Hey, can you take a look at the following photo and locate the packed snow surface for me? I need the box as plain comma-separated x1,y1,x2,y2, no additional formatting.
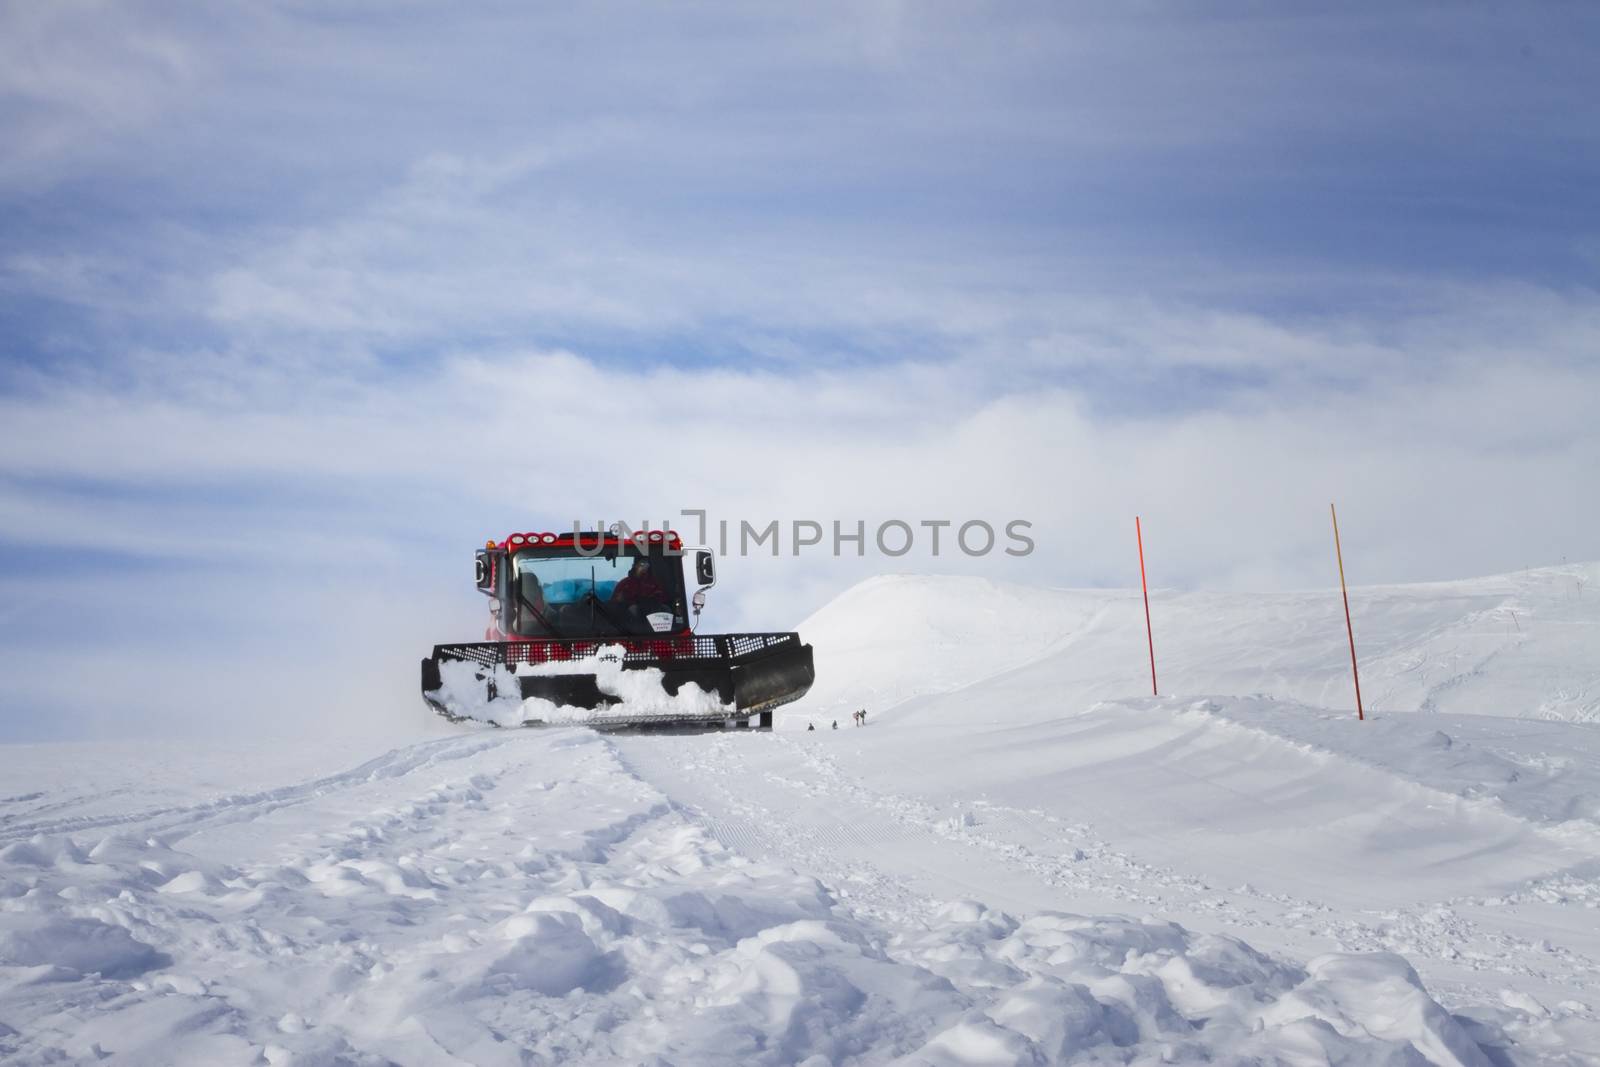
4,563,1599,1064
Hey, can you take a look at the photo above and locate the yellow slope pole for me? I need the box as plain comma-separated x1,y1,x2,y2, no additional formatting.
1331,502,1365,721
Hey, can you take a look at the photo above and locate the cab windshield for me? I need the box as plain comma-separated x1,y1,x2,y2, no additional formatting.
508,549,681,637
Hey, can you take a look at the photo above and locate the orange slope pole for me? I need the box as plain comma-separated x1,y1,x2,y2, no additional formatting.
1330,502,1365,721
1136,516,1157,696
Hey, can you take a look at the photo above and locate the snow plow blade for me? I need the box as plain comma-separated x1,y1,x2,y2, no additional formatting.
420,633,814,730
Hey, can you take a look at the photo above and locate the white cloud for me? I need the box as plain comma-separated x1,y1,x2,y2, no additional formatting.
2,292,1596,740
3,297,1595,579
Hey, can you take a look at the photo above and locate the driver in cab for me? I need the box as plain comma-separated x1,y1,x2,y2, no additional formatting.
611,556,666,607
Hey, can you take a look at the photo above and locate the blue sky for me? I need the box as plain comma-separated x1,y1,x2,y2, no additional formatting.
1,2,1597,739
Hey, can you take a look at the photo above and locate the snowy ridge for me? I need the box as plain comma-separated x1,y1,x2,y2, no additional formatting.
1165,698,1600,839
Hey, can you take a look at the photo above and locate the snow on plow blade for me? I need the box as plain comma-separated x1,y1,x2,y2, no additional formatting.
420,633,814,730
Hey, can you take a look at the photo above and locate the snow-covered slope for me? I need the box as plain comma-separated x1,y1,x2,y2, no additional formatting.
797,563,1600,724
4,564,1600,1064
2,729,1516,1067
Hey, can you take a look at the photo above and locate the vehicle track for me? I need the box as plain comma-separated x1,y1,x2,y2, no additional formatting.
0,733,509,847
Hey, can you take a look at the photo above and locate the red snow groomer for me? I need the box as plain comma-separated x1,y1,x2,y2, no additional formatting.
421,529,815,730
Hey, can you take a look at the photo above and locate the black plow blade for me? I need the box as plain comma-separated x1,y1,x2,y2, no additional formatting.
421,632,814,731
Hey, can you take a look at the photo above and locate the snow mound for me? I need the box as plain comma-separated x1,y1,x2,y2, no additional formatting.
0,914,167,979
515,647,731,724
892,903,1493,1066
793,574,1101,723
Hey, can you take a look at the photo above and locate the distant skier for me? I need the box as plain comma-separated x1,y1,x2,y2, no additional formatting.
860,708,867,726
807,722,815,732
832,720,838,730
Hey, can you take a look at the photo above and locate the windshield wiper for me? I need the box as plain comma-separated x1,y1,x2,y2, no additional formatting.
585,566,630,634
516,588,563,637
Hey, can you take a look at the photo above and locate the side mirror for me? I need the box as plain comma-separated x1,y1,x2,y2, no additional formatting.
694,550,716,589
475,550,492,591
